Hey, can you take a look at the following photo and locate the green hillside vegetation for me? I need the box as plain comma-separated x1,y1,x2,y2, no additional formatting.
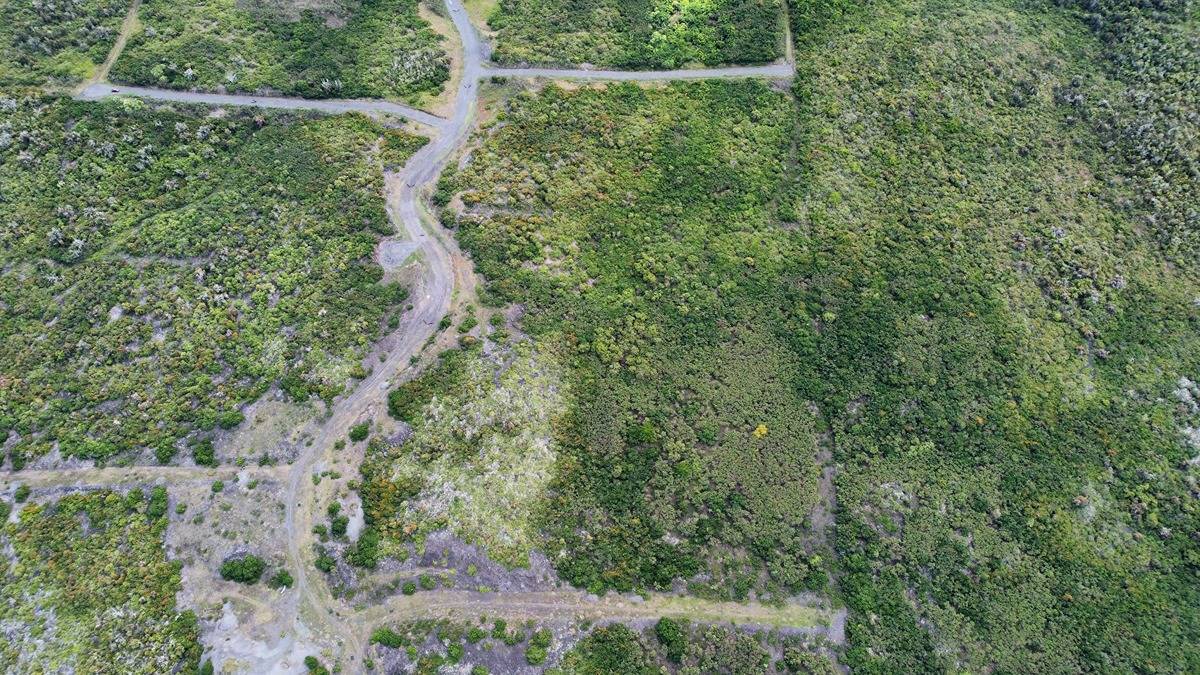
109,0,448,102
0,0,127,87
784,0,1200,670
488,0,785,69
0,490,202,673
436,0,1200,666
0,95,425,465
441,80,826,598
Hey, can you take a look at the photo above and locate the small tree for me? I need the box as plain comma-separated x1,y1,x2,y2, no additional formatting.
192,441,217,467
526,628,552,665
655,617,687,663
268,569,294,589
220,554,265,584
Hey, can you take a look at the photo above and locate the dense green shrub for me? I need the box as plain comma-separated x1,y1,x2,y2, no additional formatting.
387,347,471,422
192,442,216,468
303,655,330,675
346,527,381,568
267,569,294,589
559,624,656,674
349,421,370,442
147,486,169,520
653,617,686,663
13,484,30,503
525,628,552,665
330,514,349,537
401,580,417,595
314,548,336,573
219,554,265,584
780,647,837,674
371,627,407,648
216,410,245,430
110,0,448,102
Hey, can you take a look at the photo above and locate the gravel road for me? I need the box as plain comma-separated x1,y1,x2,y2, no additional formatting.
77,83,447,128
484,61,795,81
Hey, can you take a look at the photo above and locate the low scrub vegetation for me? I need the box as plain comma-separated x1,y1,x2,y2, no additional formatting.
559,621,835,673
374,341,566,565
0,95,424,466
110,0,449,102
488,0,785,69
0,491,202,672
0,0,126,87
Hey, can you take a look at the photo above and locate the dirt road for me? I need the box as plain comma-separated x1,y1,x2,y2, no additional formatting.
77,83,447,128
268,0,485,668
484,62,794,81
359,589,843,639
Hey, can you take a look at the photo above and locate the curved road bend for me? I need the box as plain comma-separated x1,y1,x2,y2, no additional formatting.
77,83,447,129
272,0,487,669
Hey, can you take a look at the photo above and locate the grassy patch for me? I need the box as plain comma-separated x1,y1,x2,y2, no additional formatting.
0,95,425,465
371,340,566,566
110,0,448,101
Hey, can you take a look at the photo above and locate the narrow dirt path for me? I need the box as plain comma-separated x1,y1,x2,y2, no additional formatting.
359,590,843,638
77,84,447,128
483,62,794,81
266,1,487,669
1,465,286,490
79,0,141,93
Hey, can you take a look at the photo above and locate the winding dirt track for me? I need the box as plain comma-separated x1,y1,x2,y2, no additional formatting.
2,2,842,670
